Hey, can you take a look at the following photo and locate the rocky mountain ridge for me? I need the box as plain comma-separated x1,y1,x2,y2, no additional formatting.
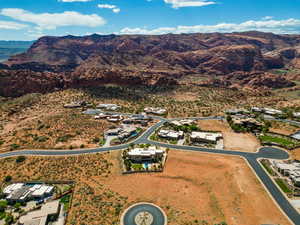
1,31,300,97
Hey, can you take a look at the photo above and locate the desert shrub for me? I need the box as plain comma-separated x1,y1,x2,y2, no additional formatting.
37,124,45,130
33,135,49,142
92,137,100,144
10,144,20,150
56,134,73,143
4,175,12,183
16,156,26,163
0,93,41,114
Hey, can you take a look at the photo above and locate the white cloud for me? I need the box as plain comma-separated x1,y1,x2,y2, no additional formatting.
0,20,28,30
98,4,121,13
164,0,216,8
58,0,93,2
262,16,273,20
113,8,121,13
26,29,46,39
119,18,300,35
0,8,106,30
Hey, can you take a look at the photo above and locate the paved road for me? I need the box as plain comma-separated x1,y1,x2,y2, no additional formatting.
0,116,299,224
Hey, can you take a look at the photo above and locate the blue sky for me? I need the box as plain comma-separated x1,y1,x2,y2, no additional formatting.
0,0,300,40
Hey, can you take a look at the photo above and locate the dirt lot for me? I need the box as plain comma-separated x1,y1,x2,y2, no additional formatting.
197,120,261,152
100,150,291,225
269,121,300,136
291,148,300,160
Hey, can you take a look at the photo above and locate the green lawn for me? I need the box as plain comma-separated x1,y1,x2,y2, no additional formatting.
261,160,275,176
60,194,71,210
259,134,299,149
131,163,144,170
275,178,292,193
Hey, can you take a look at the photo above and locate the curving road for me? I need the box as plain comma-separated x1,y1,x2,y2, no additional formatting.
0,115,299,224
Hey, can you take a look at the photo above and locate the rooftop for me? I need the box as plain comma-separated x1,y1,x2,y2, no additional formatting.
19,200,60,225
191,132,222,142
128,146,164,157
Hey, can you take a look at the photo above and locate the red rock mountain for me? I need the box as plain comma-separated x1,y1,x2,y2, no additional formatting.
1,31,300,97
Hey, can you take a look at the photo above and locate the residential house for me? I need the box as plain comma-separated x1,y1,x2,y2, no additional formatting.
19,200,60,225
263,108,283,116
105,128,123,136
94,112,111,119
293,112,300,118
232,117,264,130
144,107,167,115
127,146,164,162
272,160,300,187
64,101,89,108
170,119,195,127
4,183,54,203
105,126,137,140
158,129,184,140
97,104,121,111
107,114,123,122
251,107,264,113
190,132,222,144
118,127,137,140
123,114,151,126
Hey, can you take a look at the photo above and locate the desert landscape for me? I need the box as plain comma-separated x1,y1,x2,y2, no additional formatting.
1,0,300,224
0,150,291,225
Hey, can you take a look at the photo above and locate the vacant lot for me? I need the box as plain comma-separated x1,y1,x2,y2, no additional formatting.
269,121,299,136
100,150,290,225
197,120,261,152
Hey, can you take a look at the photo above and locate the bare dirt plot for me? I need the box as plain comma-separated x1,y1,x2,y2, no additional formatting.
269,121,300,136
100,150,291,225
166,91,199,102
197,120,261,152
291,148,300,160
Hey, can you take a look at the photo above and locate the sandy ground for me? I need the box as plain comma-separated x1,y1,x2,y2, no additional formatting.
99,150,291,225
167,91,199,102
291,148,300,160
197,120,261,152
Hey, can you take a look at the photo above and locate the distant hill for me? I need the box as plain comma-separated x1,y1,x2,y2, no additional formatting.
0,41,34,62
